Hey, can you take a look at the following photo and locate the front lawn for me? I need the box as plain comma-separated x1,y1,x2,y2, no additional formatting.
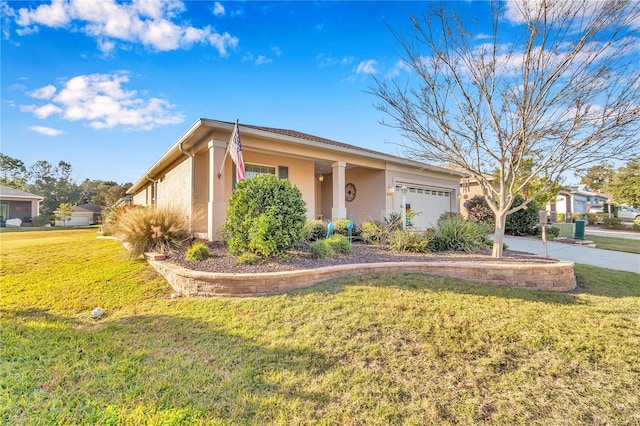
587,235,640,254
1,228,639,424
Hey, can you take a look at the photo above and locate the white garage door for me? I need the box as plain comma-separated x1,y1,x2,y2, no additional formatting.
393,184,453,230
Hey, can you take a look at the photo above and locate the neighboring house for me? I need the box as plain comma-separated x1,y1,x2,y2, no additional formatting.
547,184,610,219
0,185,44,227
127,118,465,241
54,203,102,227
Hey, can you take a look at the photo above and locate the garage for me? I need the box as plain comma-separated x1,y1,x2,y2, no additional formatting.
393,183,454,230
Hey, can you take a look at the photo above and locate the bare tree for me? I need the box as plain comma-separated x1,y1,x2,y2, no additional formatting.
372,0,640,258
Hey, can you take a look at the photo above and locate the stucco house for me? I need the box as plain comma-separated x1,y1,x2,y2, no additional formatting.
127,119,465,241
0,185,44,227
547,184,610,219
54,203,102,227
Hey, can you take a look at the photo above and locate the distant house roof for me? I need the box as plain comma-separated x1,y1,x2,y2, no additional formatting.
74,203,102,213
0,185,44,200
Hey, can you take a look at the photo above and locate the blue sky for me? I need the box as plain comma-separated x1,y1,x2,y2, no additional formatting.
9,1,625,186
4,0,459,184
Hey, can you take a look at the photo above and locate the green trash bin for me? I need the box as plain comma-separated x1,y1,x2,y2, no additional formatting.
574,219,586,240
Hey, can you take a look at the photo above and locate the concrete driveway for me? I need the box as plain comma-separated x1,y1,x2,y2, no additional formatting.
503,236,640,274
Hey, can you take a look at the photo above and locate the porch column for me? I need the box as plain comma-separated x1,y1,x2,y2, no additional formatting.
208,140,227,241
331,161,347,219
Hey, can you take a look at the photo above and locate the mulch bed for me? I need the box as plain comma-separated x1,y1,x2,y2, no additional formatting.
166,241,558,274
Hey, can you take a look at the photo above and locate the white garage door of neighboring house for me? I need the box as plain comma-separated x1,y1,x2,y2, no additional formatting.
56,215,90,227
394,184,453,230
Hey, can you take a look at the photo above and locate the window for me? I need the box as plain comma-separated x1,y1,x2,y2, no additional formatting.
246,164,276,178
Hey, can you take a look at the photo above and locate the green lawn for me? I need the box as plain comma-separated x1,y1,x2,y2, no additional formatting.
587,235,640,254
2,229,639,425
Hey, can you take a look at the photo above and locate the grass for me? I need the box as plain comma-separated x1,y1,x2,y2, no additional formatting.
2,228,640,425
587,235,640,254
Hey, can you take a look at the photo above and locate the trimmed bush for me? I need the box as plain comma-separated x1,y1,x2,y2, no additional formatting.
389,230,431,253
602,216,622,228
556,213,566,222
114,206,190,259
546,226,560,239
185,242,209,262
304,220,327,242
223,174,307,257
236,252,262,265
433,215,491,253
359,220,384,244
327,234,353,254
505,195,539,236
464,195,494,225
633,220,640,232
309,240,334,260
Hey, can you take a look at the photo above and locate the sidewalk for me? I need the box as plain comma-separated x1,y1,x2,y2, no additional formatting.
503,236,640,274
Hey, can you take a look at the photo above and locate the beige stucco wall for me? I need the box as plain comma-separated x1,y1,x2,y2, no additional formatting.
240,150,316,220
156,158,191,217
345,167,386,224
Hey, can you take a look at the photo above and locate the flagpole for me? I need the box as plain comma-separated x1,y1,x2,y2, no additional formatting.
217,119,239,179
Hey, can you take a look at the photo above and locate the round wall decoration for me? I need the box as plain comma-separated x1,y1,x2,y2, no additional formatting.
345,183,357,202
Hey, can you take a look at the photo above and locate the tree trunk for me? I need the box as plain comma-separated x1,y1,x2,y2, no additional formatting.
492,213,508,258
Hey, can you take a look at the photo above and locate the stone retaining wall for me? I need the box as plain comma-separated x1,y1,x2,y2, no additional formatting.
144,253,577,297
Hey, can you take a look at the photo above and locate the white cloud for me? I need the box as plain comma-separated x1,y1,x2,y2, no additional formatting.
385,60,411,78
255,55,272,65
356,59,378,75
316,53,354,68
11,0,238,55
271,45,282,56
27,84,56,99
30,126,63,136
212,2,225,17
21,72,185,131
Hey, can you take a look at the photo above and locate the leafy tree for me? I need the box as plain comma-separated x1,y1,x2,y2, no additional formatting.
28,160,78,218
609,157,640,208
371,1,640,257
55,203,73,227
0,153,28,190
576,163,615,193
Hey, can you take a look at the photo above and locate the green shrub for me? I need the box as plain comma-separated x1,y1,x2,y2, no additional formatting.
236,252,262,265
224,174,307,257
331,219,359,237
327,234,353,254
505,195,539,236
546,226,560,239
634,220,640,232
572,212,585,221
309,240,334,260
556,213,566,222
586,213,602,225
304,220,327,242
359,213,403,245
359,220,384,244
389,230,431,253
433,215,491,253
437,211,463,225
602,216,622,228
114,206,190,259
464,195,494,225
185,242,210,262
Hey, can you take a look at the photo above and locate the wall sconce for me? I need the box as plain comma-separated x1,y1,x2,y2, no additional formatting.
318,175,324,182
386,185,395,195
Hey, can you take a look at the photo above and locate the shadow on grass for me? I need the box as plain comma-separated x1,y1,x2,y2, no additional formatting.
2,308,337,424
289,264,640,302
287,272,581,305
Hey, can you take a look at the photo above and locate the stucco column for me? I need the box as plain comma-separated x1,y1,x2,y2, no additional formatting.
331,161,347,219
208,140,228,241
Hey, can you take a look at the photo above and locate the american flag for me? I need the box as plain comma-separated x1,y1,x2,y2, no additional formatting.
228,121,246,181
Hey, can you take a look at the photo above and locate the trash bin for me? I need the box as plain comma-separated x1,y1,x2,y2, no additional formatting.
574,219,586,240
